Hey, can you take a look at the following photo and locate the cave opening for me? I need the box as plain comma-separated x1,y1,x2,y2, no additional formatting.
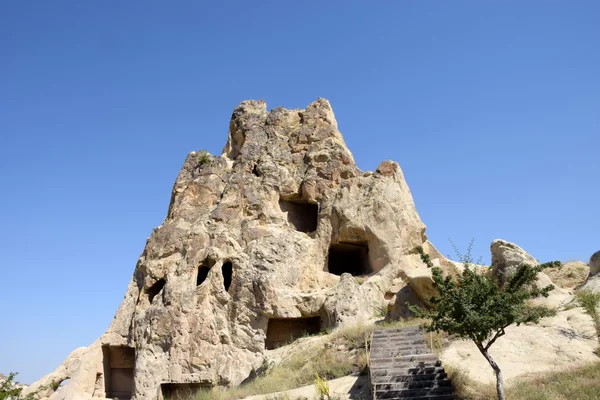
196,266,210,287
148,279,166,304
265,317,322,350
279,199,318,233
102,346,135,400
222,262,233,292
327,242,372,276
161,383,208,399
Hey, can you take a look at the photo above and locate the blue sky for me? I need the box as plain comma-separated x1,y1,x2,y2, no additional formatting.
1,1,598,384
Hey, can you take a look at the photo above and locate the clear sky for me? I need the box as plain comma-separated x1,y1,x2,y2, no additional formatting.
1,1,598,384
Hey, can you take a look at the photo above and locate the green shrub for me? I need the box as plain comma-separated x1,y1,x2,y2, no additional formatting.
197,150,212,166
574,290,600,348
0,372,37,400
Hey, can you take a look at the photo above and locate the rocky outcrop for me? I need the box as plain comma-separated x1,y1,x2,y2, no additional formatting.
590,250,600,276
491,239,539,287
544,261,589,291
441,307,599,385
581,275,600,294
25,99,445,400
491,239,570,308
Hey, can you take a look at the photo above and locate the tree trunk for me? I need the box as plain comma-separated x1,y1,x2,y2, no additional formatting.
476,343,505,400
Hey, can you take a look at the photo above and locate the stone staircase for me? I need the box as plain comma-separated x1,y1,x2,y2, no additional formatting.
369,327,456,399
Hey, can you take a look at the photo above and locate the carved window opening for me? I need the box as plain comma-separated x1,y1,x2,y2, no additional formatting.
222,262,233,292
327,242,372,276
279,199,318,233
265,317,322,350
102,346,135,400
147,279,166,304
161,383,208,399
196,266,210,287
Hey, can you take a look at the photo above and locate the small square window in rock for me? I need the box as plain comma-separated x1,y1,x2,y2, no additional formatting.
279,199,318,233
265,317,322,350
327,242,372,276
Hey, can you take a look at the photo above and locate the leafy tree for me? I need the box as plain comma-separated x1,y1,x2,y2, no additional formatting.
409,243,558,400
0,372,39,400
1,372,27,400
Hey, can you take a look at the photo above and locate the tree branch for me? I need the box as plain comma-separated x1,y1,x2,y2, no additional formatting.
484,328,506,351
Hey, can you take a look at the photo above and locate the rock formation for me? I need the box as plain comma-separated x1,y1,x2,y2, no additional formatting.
582,250,600,293
490,239,570,307
24,99,450,400
22,99,598,400
544,261,589,290
442,240,598,386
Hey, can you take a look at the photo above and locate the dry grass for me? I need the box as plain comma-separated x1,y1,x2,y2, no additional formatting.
190,319,423,400
447,362,600,400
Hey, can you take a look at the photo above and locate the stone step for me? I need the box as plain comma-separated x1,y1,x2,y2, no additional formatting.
370,366,446,378
372,372,448,384
371,348,432,357
383,395,456,400
373,330,422,336
374,379,452,391
375,386,455,399
373,329,423,337
372,340,428,347
372,333,424,340
371,355,440,366
370,328,455,400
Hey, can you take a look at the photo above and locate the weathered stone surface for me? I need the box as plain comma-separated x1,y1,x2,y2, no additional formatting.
491,239,539,286
544,261,589,291
581,274,600,294
491,239,570,308
26,99,439,400
441,307,598,385
590,250,600,276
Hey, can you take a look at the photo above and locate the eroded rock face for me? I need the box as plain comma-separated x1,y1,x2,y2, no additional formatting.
491,239,539,287
545,261,589,291
590,250,600,276
490,239,571,308
26,99,435,400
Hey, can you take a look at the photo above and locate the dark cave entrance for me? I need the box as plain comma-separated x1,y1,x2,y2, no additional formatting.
222,262,233,292
161,383,208,399
102,346,135,400
196,266,210,286
265,317,322,350
327,242,372,276
147,279,166,304
279,199,319,233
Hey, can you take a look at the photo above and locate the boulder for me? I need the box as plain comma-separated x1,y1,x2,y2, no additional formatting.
590,250,600,276
490,239,570,308
581,275,600,294
491,239,539,286
544,261,589,290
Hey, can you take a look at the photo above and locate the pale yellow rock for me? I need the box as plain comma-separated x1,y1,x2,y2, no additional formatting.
441,308,598,385
27,99,433,400
243,374,369,400
545,261,589,290
491,239,571,308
